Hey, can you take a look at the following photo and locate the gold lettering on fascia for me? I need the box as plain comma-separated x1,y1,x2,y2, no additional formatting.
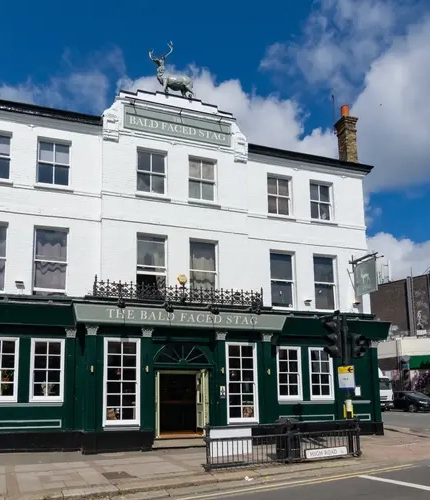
106,308,257,326
127,115,228,144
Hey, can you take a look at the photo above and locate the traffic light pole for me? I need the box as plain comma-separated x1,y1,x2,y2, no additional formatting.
341,314,353,420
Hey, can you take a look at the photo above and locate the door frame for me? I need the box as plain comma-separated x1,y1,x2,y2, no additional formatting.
155,369,207,438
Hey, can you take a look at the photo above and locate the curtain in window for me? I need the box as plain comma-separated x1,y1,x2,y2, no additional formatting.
35,230,67,261
190,242,215,272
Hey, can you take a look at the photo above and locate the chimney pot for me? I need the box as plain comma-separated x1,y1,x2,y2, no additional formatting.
340,104,350,117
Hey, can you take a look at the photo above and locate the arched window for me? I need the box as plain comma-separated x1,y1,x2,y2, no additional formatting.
154,343,209,365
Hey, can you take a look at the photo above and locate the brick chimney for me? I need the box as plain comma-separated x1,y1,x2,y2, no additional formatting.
334,104,358,163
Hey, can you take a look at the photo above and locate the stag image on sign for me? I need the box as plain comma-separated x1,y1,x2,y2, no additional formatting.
149,41,194,98
354,258,378,296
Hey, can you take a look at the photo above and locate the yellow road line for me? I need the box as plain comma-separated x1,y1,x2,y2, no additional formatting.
179,463,416,500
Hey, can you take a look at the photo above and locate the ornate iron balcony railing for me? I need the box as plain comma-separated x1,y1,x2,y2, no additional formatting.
90,275,263,309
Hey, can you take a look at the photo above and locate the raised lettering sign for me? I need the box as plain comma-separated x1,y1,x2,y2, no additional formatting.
73,303,286,332
123,105,232,147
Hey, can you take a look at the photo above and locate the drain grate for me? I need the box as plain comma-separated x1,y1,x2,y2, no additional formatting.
102,471,136,480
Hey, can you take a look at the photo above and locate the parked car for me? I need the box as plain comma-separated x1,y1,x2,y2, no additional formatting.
393,391,430,412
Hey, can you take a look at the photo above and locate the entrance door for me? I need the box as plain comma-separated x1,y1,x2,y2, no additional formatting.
196,369,209,431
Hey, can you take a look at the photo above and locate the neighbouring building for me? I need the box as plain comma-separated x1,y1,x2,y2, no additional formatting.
0,91,389,454
371,274,430,337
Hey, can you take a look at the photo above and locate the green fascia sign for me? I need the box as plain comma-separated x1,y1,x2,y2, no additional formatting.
73,303,286,332
123,105,232,147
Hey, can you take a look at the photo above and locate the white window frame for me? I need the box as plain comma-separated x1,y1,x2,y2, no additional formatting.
313,255,337,311
267,175,291,216
308,347,334,401
277,346,302,401
37,139,71,187
189,239,217,289
103,337,141,427
270,252,295,309
0,133,11,180
33,227,68,295
29,338,65,403
0,224,7,292
136,234,167,285
0,337,20,403
136,149,167,196
310,182,332,221
188,157,216,202
226,341,259,424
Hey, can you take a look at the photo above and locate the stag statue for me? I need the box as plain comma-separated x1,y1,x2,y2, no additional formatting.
148,41,194,98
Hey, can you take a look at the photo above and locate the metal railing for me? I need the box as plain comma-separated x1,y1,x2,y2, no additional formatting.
90,275,264,309
203,419,361,471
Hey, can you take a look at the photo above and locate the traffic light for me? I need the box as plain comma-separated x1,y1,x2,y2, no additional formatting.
350,333,370,359
321,311,342,358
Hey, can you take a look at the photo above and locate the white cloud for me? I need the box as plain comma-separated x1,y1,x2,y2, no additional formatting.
367,233,430,279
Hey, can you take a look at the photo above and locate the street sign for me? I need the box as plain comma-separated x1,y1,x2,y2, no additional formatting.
338,365,355,390
338,365,354,374
305,446,348,459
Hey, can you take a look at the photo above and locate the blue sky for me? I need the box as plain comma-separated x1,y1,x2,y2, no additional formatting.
1,0,430,278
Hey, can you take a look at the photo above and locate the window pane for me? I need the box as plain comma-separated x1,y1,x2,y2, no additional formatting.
189,180,200,199
137,172,151,192
310,183,319,200
313,257,334,283
54,166,69,186
35,230,67,261
190,242,216,271
55,144,69,164
137,237,165,268
315,284,335,310
34,262,67,290
137,151,151,171
310,202,319,219
202,161,214,180
39,142,54,162
271,281,292,307
37,163,54,184
320,203,330,220
270,253,292,280
189,159,201,178
278,197,289,215
201,182,214,201
267,177,277,195
278,179,289,196
152,175,164,194
268,196,277,213
0,226,6,257
319,185,330,202
0,158,9,179
0,136,10,156
0,259,4,290
151,154,165,174
190,270,215,289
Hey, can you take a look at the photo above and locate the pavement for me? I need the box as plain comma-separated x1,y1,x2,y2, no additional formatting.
1,427,430,500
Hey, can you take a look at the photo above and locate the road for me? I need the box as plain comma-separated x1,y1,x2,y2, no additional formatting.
383,409,430,434
187,462,430,500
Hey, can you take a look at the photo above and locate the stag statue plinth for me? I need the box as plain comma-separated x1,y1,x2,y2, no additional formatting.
148,42,194,98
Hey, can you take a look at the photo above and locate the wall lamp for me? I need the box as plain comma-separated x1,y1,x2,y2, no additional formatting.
250,300,262,315
209,305,220,315
304,299,312,306
163,301,174,313
117,297,126,309
15,280,25,290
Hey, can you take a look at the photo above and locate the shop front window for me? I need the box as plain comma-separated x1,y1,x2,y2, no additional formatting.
30,339,65,402
226,342,259,423
0,338,19,402
104,339,140,426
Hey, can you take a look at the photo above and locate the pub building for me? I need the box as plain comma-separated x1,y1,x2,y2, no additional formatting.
0,86,389,454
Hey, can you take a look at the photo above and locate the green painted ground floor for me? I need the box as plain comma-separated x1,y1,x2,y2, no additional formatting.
0,298,390,454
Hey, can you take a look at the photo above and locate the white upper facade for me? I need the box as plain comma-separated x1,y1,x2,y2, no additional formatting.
0,89,372,314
